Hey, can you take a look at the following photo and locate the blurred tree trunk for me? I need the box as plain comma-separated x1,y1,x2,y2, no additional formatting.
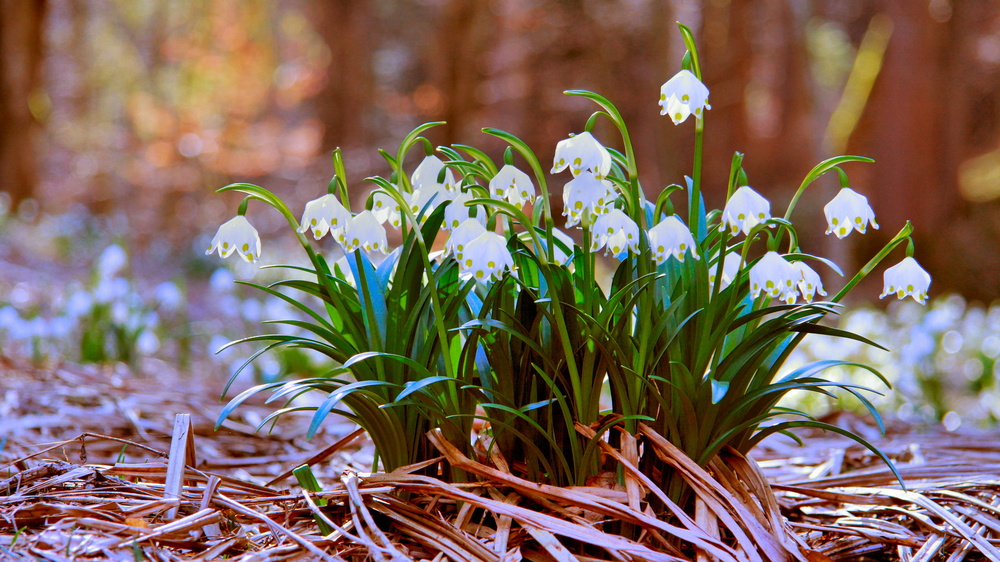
0,0,46,208
434,0,491,143
310,0,373,150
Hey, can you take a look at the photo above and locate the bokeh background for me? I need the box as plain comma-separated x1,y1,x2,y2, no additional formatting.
3,0,1000,428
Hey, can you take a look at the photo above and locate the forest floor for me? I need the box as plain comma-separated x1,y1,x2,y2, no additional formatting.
3,355,1000,561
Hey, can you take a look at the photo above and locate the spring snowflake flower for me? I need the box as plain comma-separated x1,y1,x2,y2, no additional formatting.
591,209,639,257
824,187,878,239
490,164,536,208
371,190,408,229
659,69,711,125
794,261,827,303
298,194,351,240
720,186,771,236
340,210,387,254
444,191,486,230
459,231,514,283
563,174,618,227
445,218,487,261
648,215,699,264
880,257,931,304
207,215,261,263
411,155,456,192
750,251,799,304
551,132,612,179
709,252,742,289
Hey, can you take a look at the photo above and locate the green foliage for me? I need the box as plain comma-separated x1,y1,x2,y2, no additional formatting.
211,22,926,506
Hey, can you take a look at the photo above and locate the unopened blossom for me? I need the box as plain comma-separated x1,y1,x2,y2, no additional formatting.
720,186,771,236
459,231,514,283
563,174,618,227
340,211,388,254
709,252,742,289
444,191,486,230
824,187,878,239
794,261,827,303
591,209,640,257
551,132,612,179
207,215,262,263
446,218,487,262
489,164,536,208
371,190,408,229
659,69,711,125
298,194,351,240
880,257,931,304
648,215,698,264
749,251,799,304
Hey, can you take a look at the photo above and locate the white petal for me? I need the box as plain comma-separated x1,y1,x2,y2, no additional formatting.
720,186,771,236
880,257,931,304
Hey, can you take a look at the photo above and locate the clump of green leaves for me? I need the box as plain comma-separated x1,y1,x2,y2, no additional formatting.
211,23,929,504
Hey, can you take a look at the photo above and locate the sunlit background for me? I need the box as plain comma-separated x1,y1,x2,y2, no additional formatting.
2,0,1000,429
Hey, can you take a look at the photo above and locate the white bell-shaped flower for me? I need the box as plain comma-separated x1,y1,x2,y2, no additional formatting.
591,209,639,257
207,215,262,263
648,215,698,264
824,188,879,239
340,210,388,255
551,132,612,179
489,164,536,208
444,191,486,230
749,251,799,304
880,257,931,304
298,194,351,240
411,155,456,192
720,186,771,236
445,218,487,262
563,174,618,227
794,261,827,303
410,185,453,223
371,189,409,229
659,69,711,125
709,252,742,289
459,231,514,283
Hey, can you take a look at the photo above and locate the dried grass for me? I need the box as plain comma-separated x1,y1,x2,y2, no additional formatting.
3,358,1000,560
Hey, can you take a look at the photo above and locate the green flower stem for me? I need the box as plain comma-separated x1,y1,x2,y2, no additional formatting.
783,155,874,222
364,176,456,381
832,221,913,303
690,119,705,237
332,148,351,212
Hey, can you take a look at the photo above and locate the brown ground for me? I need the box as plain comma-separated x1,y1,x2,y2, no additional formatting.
2,356,999,561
